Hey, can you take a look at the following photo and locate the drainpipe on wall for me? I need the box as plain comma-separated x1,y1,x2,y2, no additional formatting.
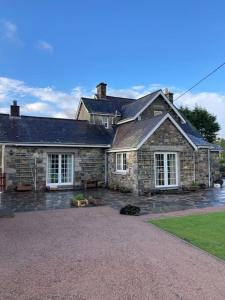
104,151,108,187
1,144,5,174
208,148,211,187
34,157,37,192
193,151,196,182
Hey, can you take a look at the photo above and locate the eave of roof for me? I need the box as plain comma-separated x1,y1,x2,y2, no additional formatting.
110,113,197,152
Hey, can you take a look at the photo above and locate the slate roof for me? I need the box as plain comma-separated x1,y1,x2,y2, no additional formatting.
180,122,212,147
111,113,221,151
0,114,113,145
81,96,135,115
112,114,165,149
120,90,160,120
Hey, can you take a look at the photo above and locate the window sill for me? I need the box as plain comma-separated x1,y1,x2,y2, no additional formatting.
114,171,127,175
155,185,178,189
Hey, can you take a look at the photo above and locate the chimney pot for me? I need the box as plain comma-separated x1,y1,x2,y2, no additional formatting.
10,100,20,117
96,82,107,99
164,89,174,103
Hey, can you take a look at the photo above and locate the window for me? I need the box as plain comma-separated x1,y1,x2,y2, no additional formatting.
47,153,73,186
116,153,127,172
154,110,163,117
90,115,109,128
154,152,178,187
101,116,109,128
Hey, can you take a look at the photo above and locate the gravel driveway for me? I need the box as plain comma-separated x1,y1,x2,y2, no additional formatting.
1,206,225,300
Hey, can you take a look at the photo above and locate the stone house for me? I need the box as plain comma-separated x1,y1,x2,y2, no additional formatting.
0,83,222,194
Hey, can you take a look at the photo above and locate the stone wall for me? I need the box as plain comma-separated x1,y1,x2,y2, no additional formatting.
137,119,196,194
210,151,221,184
140,95,180,122
4,146,105,191
107,151,138,194
195,149,209,186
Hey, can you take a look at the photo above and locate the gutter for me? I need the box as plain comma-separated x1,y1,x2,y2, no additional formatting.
107,148,137,153
117,117,134,125
2,143,111,148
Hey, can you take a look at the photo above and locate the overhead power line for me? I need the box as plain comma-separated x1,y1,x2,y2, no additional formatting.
174,61,225,101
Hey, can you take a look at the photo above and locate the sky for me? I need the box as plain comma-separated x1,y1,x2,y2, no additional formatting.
1,0,225,136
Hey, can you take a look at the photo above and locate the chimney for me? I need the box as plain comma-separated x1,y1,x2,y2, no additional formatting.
164,88,174,103
96,82,107,99
10,100,20,117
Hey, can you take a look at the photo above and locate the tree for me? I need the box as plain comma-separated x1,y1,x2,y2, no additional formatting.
215,138,225,173
180,106,220,143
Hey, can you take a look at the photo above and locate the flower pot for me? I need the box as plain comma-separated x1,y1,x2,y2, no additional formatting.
16,184,32,192
189,186,200,192
71,199,89,207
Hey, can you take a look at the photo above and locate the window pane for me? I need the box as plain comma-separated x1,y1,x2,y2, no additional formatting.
102,116,108,128
47,154,73,185
155,154,164,186
123,153,127,170
48,154,59,184
61,154,73,183
167,154,176,185
116,154,122,170
155,153,177,187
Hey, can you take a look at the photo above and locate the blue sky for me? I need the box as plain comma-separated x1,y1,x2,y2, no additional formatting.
1,0,225,136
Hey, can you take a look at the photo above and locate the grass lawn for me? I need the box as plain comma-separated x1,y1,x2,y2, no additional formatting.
150,212,225,260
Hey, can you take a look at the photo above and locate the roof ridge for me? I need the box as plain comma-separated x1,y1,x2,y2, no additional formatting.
0,113,88,122
137,89,162,101
106,95,135,101
120,89,162,110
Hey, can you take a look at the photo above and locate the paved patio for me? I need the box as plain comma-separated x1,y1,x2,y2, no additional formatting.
1,184,225,214
1,206,225,299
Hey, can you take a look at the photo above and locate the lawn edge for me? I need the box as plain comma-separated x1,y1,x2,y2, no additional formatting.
149,221,225,265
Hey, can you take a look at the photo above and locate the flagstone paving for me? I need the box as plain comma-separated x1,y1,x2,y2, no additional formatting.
0,184,225,214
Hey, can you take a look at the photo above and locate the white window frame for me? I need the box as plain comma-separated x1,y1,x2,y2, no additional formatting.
154,152,178,188
116,153,127,173
101,116,109,128
46,153,74,187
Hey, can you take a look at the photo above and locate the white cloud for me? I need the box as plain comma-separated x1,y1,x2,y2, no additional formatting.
22,102,51,113
103,83,166,99
0,20,22,45
37,40,54,53
0,76,225,137
0,76,83,118
53,112,70,119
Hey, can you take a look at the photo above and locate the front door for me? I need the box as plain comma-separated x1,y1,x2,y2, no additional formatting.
154,152,178,188
47,153,73,187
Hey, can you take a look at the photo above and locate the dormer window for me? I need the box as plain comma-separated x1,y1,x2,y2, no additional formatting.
101,116,109,128
90,115,109,128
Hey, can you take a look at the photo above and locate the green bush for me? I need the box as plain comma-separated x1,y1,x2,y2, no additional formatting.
74,193,86,201
191,181,199,187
